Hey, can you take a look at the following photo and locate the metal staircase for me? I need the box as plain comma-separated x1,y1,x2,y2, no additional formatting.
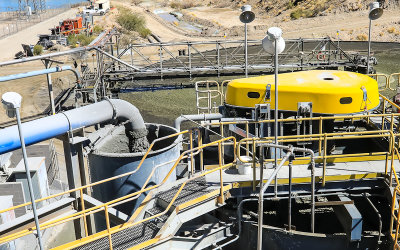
71,177,227,250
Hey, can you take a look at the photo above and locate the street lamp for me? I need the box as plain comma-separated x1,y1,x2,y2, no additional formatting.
1,92,44,250
261,27,285,162
259,27,285,250
239,5,255,78
367,2,383,74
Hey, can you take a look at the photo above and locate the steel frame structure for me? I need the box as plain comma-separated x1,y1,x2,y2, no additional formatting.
0,33,369,110
100,37,364,81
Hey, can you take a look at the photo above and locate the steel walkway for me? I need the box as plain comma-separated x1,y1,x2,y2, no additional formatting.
62,177,227,250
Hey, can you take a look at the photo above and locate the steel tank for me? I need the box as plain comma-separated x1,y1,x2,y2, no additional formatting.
87,123,180,216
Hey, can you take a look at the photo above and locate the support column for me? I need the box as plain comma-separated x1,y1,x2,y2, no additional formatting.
44,60,56,115
76,136,94,236
62,133,83,240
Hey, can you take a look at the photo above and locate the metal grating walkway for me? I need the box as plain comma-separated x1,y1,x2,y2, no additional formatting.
73,177,213,250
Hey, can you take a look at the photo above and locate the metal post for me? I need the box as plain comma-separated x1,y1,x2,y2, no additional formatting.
300,39,304,70
274,37,279,172
188,43,192,79
217,42,220,77
44,60,56,115
367,18,372,74
130,44,133,66
288,160,292,231
62,134,83,239
257,145,293,250
245,23,248,77
159,46,163,81
311,157,315,233
257,146,264,250
16,107,44,250
337,30,340,51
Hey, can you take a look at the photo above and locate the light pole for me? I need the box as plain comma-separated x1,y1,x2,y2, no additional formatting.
239,5,255,78
1,92,44,250
259,27,285,250
367,2,383,74
262,27,286,167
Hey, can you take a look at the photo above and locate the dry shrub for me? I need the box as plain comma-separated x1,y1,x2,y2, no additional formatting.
130,0,142,4
356,34,368,41
116,6,151,38
388,27,396,33
170,1,199,9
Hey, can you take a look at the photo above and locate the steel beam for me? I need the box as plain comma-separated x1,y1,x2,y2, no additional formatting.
333,195,362,242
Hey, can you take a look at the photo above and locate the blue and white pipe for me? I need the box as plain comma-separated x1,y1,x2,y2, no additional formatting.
0,66,80,83
0,99,146,154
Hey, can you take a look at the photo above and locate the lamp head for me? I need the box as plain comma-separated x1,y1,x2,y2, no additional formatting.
267,27,283,39
262,27,286,55
2,92,22,118
369,2,383,20
240,5,255,23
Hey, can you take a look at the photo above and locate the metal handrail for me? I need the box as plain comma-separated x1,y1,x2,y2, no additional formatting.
388,73,400,91
389,147,400,248
237,130,396,186
52,136,236,249
195,80,224,114
0,129,191,243
0,136,236,247
368,73,389,90
0,129,189,216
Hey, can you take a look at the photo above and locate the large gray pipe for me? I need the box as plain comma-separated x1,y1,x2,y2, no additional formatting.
0,99,147,154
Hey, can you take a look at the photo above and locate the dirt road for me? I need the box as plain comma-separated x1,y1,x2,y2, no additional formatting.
0,7,83,122
0,8,79,61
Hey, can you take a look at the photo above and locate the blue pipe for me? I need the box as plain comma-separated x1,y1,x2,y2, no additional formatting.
0,99,146,154
0,66,80,82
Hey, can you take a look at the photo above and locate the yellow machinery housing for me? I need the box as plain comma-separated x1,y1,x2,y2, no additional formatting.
225,70,380,114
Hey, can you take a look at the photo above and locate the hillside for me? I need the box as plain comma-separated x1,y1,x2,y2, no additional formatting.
119,0,400,42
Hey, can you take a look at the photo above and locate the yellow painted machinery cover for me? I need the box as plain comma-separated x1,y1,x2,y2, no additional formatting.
225,70,380,114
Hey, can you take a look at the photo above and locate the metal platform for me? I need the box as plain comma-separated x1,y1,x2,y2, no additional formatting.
71,177,220,250
205,159,391,186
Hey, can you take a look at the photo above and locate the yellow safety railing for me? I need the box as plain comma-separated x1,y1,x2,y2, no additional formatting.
369,73,389,90
390,147,400,249
368,72,400,91
0,133,236,249
389,73,400,91
52,136,236,250
389,147,400,249
2,88,400,247
236,130,397,187
0,129,189,244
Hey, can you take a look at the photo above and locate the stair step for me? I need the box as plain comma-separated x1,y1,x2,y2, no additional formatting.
74,222,159,250
144,205,169,222
156,177,212,207
74,177,217,250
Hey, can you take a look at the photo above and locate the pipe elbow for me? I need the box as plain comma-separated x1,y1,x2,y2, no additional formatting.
109,99,146,131
62,66,81,82
108,99,149,152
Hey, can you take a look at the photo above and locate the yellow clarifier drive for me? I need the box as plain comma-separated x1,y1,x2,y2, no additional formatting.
225,70,380,114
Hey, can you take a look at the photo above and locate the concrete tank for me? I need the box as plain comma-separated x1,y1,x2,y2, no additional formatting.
87,123,180,216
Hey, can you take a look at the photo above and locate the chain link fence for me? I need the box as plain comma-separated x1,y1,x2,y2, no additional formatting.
0,2,87,39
